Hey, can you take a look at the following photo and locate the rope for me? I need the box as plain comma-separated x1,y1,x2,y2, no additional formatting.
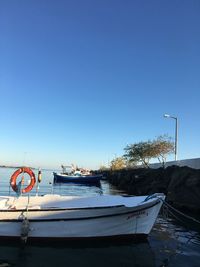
26,194,30,217
144,193,200,225
162,206,199,245
20,195,30,244
157,197,200,225
155,195,200,266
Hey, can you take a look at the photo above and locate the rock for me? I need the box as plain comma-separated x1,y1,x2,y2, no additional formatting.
166,166,200,212
107,166,200,213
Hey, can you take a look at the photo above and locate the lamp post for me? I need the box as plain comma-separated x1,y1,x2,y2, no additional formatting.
164,114,178,161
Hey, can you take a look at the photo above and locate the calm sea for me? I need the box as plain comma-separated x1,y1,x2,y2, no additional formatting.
0,167,199,267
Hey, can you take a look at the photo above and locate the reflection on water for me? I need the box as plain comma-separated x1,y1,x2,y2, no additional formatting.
53,182,103,195
0,168,200,267
150,217,200,267
0,219,199,267
0,241,155,267
0,167,126,197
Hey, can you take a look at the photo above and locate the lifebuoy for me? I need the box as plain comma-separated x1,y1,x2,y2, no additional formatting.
10,167,36,193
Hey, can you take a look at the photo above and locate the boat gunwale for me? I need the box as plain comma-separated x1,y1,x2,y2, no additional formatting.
0,197,160,212
0,204,124,212
0,200,160,222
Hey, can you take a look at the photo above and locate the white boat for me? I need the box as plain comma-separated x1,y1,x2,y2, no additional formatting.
0,193,165,242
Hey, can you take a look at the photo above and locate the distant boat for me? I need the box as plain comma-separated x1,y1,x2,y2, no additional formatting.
53,172,103,184
53,164,103,184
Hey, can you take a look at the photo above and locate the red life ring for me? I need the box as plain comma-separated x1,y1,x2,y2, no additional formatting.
10,167,36,193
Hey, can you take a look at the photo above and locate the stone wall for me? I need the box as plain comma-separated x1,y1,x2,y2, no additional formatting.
107,166,200,213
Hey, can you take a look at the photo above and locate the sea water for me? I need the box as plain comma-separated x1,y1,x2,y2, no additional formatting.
0,167,199,267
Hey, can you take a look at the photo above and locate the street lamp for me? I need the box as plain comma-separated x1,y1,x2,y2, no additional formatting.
164,114,178,161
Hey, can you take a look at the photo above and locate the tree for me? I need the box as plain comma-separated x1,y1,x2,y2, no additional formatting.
110,157,126,171
124,135,174,168
124,141,154,168
152,135,174,167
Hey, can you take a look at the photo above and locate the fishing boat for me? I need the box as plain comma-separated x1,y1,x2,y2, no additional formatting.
53,164,103,184
0,193,165,242
53,172,102,184
0,167,165,242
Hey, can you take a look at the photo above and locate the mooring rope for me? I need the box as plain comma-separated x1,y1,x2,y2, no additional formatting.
144,193,200,225
156,196,200,267
20,194,30,244
158,197,200,225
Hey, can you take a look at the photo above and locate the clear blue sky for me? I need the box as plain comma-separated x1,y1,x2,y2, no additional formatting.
0,0,200,169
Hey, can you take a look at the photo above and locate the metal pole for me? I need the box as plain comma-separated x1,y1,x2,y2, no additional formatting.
163,114,178,161
175,117,178,161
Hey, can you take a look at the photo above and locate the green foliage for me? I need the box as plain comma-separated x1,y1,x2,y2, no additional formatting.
124,141,153,167
152,135,174,167
124,135,174,168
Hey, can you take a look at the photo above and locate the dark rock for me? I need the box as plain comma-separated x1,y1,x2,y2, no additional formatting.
107,166,200,213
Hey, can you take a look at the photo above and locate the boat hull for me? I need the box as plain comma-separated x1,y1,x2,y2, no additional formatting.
0,194,164,240
53,172,102,184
